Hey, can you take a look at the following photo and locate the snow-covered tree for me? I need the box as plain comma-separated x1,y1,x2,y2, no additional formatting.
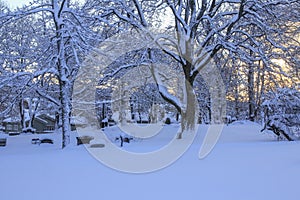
0,0,107,147
261,87,300,141
0,13,38,118
94,0,300,138
220,1,300,121
1,0,299,144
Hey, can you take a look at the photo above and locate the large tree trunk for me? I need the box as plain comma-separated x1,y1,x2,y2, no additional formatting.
19,98,26,130
149,45,200,139
52,0,71,148
118,81,129,126
177,80,198,139
59,81,71,149
248,64,255,121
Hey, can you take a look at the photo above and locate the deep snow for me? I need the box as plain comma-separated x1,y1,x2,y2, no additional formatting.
0,121,299,200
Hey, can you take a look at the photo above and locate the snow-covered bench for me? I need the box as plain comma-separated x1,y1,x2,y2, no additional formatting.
40,139,53,144
115,135,133,147
31,138,53,145
76,136,94,145
8,132,20,136
0,138,7,147
224,115,237,125
90,143,105,148
31,138,40,144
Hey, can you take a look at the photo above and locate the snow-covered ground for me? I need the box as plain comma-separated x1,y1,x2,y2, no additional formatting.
0,121,299,200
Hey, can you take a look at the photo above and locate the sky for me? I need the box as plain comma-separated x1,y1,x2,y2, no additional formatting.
4,0,86,9
4,0,30,9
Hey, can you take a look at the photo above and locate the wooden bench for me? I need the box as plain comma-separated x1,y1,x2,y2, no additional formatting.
40,139,53,144
31,138,53,145
76,136,94,145
115,136,133,147
32,138,40,144
0,138,7,147
90,143,105,148
9,132,20,136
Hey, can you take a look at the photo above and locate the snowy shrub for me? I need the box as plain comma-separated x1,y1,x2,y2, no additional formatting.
262,87,300,141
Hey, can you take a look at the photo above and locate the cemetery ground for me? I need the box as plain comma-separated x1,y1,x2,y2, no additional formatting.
0,121,299,200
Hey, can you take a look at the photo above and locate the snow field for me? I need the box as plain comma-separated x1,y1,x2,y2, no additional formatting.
0,122,299,200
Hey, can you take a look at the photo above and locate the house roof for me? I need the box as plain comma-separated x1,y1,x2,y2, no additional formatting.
70,116,88,125
3,114,56,124
37,114,56,122
34,117,49,125
3,117,21,123
34,114,56,125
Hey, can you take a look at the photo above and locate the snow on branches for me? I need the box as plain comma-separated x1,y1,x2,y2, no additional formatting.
262,87,300,141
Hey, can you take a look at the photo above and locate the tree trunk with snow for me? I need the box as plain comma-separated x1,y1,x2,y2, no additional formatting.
58,76,71,148
177,80,198,139
248,60,255,122
52,0,71,148
19,98,26,130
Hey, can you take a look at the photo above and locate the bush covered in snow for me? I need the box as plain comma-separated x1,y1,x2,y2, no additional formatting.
262,87,300,141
